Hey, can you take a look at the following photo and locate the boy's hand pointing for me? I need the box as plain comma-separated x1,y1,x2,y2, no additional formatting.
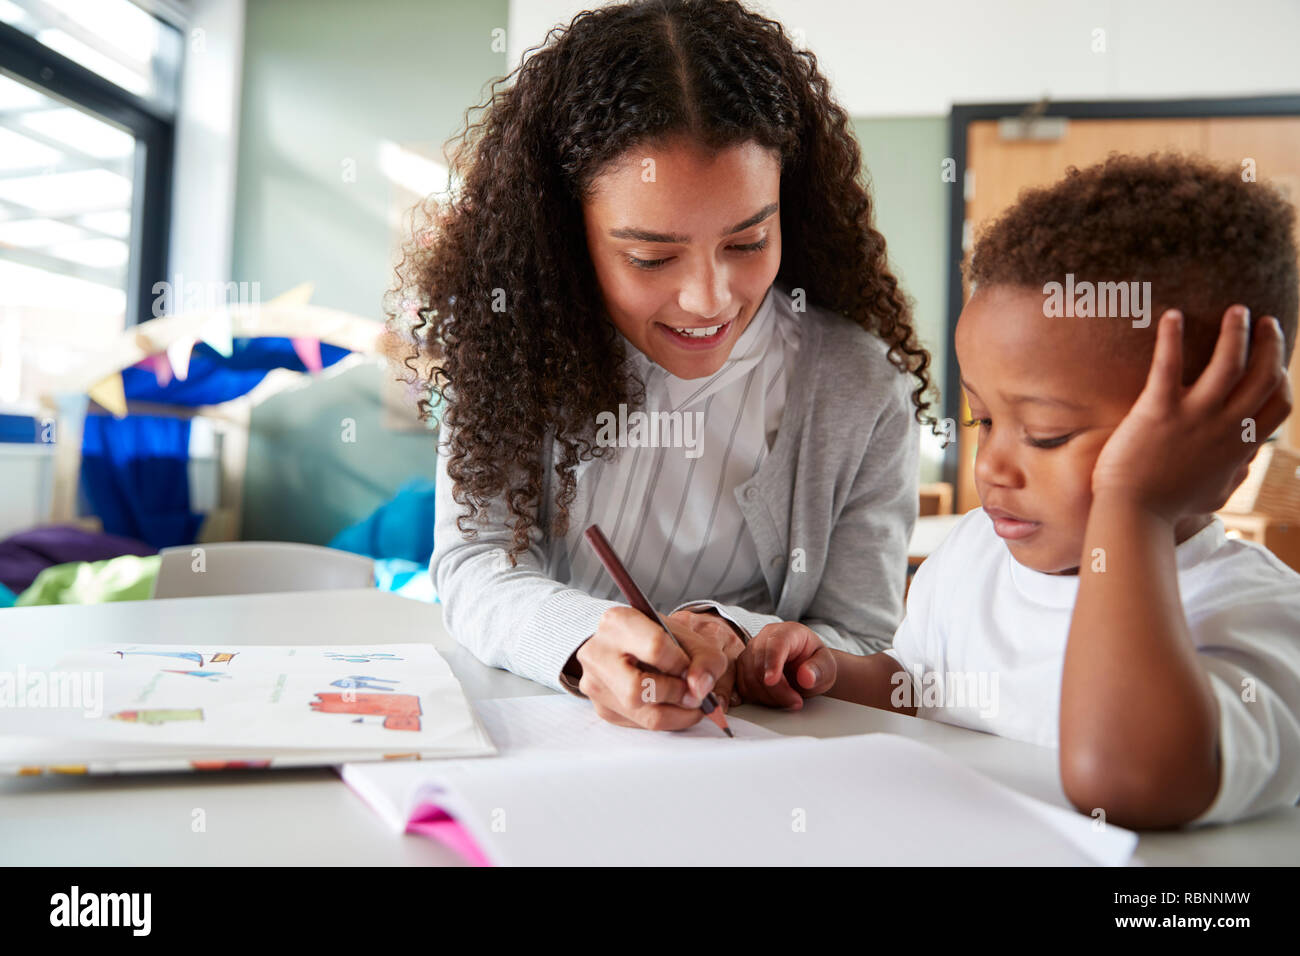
736,621,836,709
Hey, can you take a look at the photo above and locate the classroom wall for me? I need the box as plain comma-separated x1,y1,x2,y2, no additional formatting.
170,0,245,302
232,0,509,543
509,0,1300,117
852,117,949,483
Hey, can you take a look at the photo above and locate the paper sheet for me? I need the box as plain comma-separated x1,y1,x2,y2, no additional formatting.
474,693,777,751
342,695,1137,866
431,732,1138,866
341,694,779,831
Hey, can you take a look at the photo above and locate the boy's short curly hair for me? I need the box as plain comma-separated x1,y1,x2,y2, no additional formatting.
966,152,1299,382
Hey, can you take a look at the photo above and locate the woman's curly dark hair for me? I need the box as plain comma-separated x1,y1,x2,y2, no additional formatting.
384,0,936,561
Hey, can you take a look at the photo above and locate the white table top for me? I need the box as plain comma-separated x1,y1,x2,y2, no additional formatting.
2,588,1295,865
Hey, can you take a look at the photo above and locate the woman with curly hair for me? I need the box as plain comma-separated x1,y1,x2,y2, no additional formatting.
386,0,935,730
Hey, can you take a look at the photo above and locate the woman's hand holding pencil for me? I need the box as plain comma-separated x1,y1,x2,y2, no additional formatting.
573,607,742,731
576,524,739,734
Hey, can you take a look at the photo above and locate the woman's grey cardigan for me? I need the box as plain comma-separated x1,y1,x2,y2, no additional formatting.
431,303,921,692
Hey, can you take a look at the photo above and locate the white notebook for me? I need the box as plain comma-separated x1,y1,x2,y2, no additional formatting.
342,694,1137,866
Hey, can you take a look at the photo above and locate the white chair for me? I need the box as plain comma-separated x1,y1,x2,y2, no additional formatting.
152,541,375,599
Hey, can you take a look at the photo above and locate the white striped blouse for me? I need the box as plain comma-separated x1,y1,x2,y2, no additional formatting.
551,283,801,615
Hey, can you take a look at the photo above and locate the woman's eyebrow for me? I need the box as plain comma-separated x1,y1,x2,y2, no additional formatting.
608,201,779,243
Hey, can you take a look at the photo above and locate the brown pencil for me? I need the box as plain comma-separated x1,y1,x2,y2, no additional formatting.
583,523,733,737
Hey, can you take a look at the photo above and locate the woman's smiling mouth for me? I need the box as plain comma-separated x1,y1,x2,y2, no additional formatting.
655,317,735,349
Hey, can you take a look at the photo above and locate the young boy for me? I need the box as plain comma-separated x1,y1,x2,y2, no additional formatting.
736,153,1300,830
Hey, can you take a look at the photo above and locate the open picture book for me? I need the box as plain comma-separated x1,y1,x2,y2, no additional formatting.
0,643,495,773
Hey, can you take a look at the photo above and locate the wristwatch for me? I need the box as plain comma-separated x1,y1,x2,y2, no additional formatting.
560,642,588,698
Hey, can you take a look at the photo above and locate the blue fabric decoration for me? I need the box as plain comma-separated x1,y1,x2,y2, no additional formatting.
374,557,427,591
329,477,438,565
0,414,37,443
123,337,350,406
76,336,352,551
80,414,203,550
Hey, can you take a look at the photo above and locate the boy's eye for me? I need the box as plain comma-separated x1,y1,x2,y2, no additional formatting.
1026,433,1075,449
963,416,1074,449
623,237,769,271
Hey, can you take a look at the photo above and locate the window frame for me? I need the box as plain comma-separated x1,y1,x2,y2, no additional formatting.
0,17,179,327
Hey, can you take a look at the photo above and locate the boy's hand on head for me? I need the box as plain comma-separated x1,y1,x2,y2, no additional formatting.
735,622,836,709
1091,305,1292,524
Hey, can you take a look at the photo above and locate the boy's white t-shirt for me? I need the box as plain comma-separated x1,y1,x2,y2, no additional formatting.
884,508,1300,826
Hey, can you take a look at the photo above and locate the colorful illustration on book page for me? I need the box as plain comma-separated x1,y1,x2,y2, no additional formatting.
114,649,204,666
163,670,232,682
110,708,204,725
0,644,479,759
323,651,405,664
114,650,239,668
330,675,399,692
309,692,423,731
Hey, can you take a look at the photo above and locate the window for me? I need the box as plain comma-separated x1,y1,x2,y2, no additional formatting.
0,0,182,410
